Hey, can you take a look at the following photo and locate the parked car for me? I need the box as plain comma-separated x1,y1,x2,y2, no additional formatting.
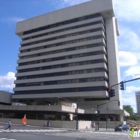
115,124,129,131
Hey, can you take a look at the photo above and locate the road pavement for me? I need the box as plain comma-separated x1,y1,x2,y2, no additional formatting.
0,122,138,140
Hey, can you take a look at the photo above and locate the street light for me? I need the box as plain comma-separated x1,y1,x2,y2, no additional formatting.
95,108,100,130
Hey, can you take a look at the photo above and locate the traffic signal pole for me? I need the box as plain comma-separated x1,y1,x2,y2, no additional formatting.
111,77,140,89
111,83,120,89
123,77,140,83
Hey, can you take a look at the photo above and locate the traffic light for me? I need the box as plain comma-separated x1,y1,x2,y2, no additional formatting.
107,88,115,97
110,89,115,97
107,88,111,93
120,81,124,90
107,88,111,97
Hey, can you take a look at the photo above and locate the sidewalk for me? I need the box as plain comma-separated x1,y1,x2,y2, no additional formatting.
0,121,115,132
0,121,75,131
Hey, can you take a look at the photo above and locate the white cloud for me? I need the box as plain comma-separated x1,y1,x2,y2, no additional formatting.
118,26,140,52
63,0,91,5
113,0,140,22
122,96,136,112
122,85,139,113
125,86,140,94
1,17,25,23
122,86,140,113
9,17,25,22
124,66,140,77
0,72,16,89
119,51,137,67
132,75,140,79
134,52,140,61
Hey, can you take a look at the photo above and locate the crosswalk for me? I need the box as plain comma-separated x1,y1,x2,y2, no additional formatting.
0,138,16,140
80,130,128,135
0,129,67,133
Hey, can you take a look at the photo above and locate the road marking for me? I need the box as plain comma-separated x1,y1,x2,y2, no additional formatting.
0,138,16,140
0,129,67,133
80,130,127,135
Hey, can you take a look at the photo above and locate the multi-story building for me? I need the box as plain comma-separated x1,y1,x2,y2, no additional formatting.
136,91,140,114
0,90,12,105
12,0,125,121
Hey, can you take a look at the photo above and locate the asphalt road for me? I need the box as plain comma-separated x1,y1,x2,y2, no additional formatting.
0,123,138,140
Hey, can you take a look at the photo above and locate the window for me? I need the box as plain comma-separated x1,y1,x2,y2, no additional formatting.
15,86,106,94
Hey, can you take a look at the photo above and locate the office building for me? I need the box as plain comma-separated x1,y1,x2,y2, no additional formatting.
12,0,125,121
0,90,12,105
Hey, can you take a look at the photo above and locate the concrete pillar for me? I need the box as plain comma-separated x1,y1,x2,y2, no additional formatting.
119,114,124,121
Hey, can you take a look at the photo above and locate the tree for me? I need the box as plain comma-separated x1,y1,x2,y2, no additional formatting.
37,99,46,105
25,99,31,105
123,105,137,120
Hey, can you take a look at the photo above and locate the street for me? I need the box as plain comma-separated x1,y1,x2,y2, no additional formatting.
0,123,138,140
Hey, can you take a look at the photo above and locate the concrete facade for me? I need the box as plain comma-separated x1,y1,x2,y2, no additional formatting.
0,91,12,105
0,105,127,115
13,0,123,118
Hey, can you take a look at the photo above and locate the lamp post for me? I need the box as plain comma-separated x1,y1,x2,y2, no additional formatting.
95,106,100,130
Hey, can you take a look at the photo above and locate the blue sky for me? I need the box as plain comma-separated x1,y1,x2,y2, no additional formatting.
0,0,140,112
